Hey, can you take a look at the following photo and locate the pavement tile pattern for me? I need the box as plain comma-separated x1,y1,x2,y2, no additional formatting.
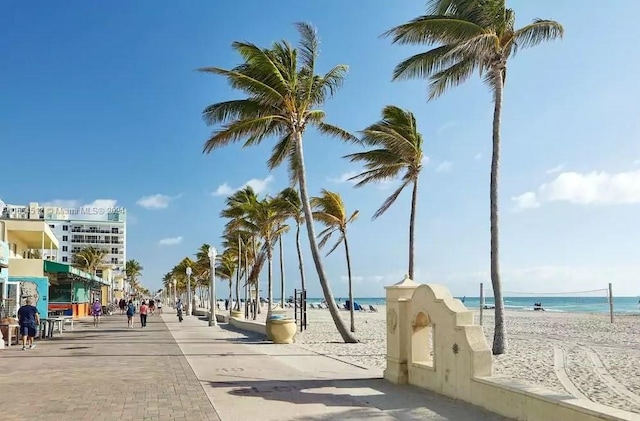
0,313,220,421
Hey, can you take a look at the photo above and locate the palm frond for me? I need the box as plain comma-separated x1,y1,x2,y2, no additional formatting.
382,15,484,45
511,19,564,51
373,179,411,220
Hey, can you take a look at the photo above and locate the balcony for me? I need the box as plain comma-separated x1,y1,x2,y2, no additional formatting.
4,219,59,255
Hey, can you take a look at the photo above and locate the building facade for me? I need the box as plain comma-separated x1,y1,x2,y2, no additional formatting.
1,202,127,275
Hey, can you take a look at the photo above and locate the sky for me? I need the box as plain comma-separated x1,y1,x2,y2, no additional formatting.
2,1,640,299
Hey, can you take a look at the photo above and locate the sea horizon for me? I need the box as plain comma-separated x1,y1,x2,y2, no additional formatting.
300,296,640,314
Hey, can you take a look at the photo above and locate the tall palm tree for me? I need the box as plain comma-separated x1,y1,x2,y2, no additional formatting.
199,22,359,343
311,190,359,333
125,259,144,295
276,187,307,296
384,0,563,355
73,246,108,275
345,106,424,280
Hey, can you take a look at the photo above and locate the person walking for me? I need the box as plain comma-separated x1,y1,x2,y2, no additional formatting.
176,299,183,322
156,300,163,314
17,298,40,350
91,299,103,327
126,299,135,328
119,298,126,315
139,300,149,328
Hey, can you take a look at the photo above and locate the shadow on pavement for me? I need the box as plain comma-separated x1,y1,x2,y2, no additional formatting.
208,378,509,421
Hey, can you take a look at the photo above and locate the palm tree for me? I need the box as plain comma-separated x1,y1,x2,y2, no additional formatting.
216,250,237,311
276,187,307,296
125,259,144,295
199,22,359,343
311,190,359,333
345,106,424,280
241,197,288,313
73,246,108,275
195,243,214,307
384,0,563,355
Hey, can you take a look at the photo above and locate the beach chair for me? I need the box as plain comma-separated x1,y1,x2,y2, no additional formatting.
369,305,378,312
309,303,316,309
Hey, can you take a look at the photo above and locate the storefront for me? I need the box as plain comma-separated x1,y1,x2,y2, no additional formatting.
0,240,9,318
44,261,109,318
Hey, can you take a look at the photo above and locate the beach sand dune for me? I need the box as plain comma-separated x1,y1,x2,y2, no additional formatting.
252,305,640,414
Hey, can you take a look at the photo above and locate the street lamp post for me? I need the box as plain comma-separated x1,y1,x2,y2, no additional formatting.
186,266,192,316
172,278,177,307
207,247,217,326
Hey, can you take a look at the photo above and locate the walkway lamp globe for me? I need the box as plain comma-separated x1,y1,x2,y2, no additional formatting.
207,247,217,326
186,266,193,316
172,278,177,307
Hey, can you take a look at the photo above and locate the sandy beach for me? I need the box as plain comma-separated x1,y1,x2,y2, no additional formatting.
247,304,640,414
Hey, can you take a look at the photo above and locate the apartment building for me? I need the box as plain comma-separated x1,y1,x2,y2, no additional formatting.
0,201,127,277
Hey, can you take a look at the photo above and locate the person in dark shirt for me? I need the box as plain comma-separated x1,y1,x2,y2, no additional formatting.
17,298,40,350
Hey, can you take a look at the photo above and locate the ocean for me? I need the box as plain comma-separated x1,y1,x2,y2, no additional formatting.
305,296,640,314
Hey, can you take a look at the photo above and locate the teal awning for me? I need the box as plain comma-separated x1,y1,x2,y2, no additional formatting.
44,261,109,285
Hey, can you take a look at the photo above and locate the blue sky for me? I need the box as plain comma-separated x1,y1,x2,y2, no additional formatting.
2,1,640,298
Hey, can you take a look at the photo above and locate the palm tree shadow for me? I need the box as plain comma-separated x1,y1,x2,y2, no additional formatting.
209,378,508,420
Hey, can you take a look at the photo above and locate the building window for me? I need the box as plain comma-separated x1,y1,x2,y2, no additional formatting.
62,256,68,262
96,269,103,278
111,248,118,254
63,225,68,231
111,258,118,264
62,235,68,241
62,246,68,252
49,224,54,229
111,227,119,234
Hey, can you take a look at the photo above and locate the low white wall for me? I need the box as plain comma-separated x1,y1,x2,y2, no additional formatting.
470,377,639,421
229,317,266,336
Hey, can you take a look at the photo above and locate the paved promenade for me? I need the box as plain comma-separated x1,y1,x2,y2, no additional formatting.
0,311,509,420
0,313,220,421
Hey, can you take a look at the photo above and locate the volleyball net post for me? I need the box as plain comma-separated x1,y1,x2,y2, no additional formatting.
479,282,484,326
609,283,614,324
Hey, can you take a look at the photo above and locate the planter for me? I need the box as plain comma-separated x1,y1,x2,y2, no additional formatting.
265,308,288,340
266,317,297,344
230,310,244,319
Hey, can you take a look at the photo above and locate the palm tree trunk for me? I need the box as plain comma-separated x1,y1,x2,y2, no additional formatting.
294,132,357,343
267,240,273,312
253,238,260,316
228,276,233,316
491,68,507,355
295,222,306,293
409,179,418,280
236,237,242,311
279,236,285,307
343,234,355,333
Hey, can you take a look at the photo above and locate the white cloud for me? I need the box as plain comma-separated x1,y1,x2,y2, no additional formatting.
136,194,179,209
474,153,482,161
158,236,183,246
513,169,640,210
436,121,457,137
328,171,358,185
546,162,567,174
212,175,274,196
41,199,121,221
435,161,453,173
511,192,540,211
340,275,365,283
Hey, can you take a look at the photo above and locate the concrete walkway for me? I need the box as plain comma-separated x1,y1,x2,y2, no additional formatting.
0,312,509,420
165,313,510,421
